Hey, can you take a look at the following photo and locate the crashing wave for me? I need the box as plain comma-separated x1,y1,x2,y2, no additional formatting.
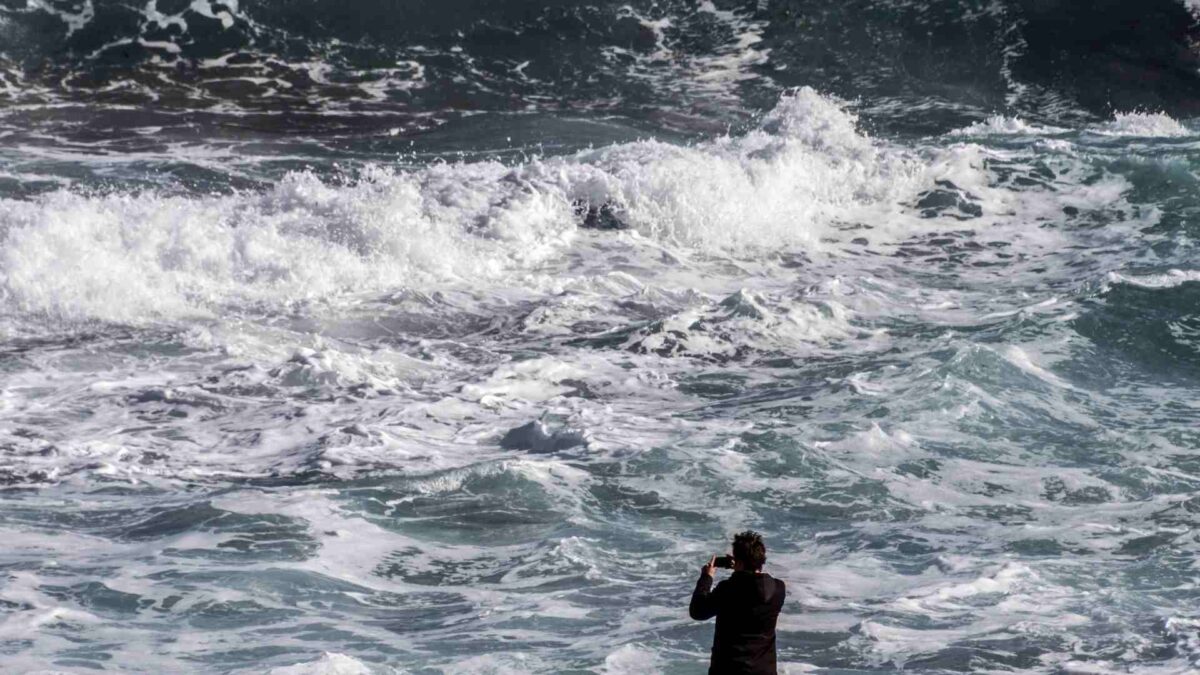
1091,112,1191,138
0,88,924,324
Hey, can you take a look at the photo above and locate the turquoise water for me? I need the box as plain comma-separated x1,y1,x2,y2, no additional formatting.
3,1,1200,673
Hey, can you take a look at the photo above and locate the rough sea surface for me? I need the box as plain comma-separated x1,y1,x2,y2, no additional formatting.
3,1,1200,673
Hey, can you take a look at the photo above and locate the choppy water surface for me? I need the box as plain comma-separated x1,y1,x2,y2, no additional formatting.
3,1,1200,673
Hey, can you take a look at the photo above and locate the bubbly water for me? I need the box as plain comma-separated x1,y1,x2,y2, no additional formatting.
3,1,1200,672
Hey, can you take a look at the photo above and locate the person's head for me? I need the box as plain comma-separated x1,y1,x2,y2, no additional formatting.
731,530,766,572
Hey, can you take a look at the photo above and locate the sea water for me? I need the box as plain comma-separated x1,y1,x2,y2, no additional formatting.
2,0,1200,672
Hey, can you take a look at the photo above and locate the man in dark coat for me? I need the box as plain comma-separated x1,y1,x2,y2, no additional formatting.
689,531,786,675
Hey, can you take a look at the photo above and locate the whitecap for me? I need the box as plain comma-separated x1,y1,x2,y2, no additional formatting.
1091,111,1190,137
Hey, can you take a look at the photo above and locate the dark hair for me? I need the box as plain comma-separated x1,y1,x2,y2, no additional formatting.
732,531,766,571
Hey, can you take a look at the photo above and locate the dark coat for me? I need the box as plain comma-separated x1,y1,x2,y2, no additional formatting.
689,570,786,675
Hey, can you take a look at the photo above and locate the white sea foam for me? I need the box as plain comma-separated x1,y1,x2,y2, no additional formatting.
1,87,1145,330
947,115,1068,137
0,83,1186,674
602,644,664,673
953,111,1191,141
263,652,377,675
609,2,769,112
1000,345,1076,391
0,89,900,325
0,163,573,324
1107,269,1200,289
24,0,95,37
1092,111,1191,138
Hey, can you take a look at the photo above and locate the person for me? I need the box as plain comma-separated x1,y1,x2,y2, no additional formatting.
689,531,786,675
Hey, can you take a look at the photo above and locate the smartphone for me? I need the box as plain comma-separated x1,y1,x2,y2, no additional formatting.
714,555,734,569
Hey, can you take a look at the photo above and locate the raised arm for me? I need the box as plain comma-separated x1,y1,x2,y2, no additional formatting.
689,556,720,620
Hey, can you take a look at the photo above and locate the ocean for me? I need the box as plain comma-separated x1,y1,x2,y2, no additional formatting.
3,0,1200,672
